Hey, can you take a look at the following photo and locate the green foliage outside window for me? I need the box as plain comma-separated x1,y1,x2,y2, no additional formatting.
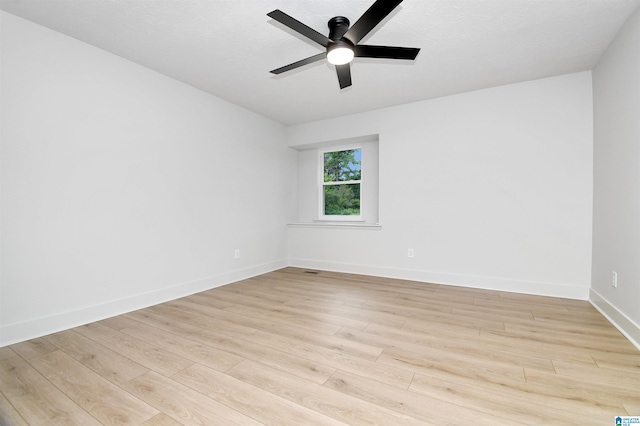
323,149,361,216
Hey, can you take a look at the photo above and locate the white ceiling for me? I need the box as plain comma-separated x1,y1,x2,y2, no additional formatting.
1,0,639,125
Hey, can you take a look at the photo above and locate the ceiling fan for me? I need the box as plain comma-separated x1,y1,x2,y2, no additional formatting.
267,0,420,89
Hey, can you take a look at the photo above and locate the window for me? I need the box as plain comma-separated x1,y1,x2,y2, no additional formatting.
321,148,362,219
293,134,378,225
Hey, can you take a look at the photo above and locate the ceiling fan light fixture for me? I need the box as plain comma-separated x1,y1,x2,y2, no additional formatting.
327,41,354,65
268,0,421,89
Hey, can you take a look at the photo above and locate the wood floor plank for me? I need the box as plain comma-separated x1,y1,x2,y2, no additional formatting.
501,310,624,337
523,367,637,410
164,296,280,329
174,297,372,343
204,289,372,331
246,277,370,301
471,295,573,315
303,302,408,329
504,322,639,353
9,338,58,360
0,347,18,362
409,372,611,425
277,268,440,296
219,297,343,335
28,350,158,425
96,315,143,331
270,283,370,307
172,363,349,426
0,356,101,425
0,391,28,426
146,302,258,339
125,308,336,384
361,296,454,316
340,324,556,373
122,371,263,426
245,329,414,389
623,401,640,416
282,298,406,329
498,291,586,307
242,320,383,361
479,328,599,364
372,338,530,389
274,283,364,303
325,369,520,425
359,299,454,321
227,359,428,426
74,323,195,377
141,413,185,426
532,310,614,327
43,329,149,385
506,320,623,342
116,318,244,372
391,348,632,423
250,273,373,304
213,281,304,306
408,358,629,423
451,304,535,322
279,279,439,307
379,344,527,384
401,309,502,334
551,359,640,388
181,290,238,310
592,350,640,371
432,284,501,300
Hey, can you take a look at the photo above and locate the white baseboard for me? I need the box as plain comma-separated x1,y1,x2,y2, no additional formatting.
589,289,640,351
0,259,287,347
288,258,590,300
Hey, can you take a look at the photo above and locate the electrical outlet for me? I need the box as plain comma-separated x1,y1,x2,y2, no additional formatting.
612,271,618,288
234,249,240,259
408,248,414,258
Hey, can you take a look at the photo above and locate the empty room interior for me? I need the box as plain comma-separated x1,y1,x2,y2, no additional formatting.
1,0,640,424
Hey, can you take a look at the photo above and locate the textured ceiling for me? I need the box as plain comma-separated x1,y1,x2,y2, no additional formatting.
1,0,639,125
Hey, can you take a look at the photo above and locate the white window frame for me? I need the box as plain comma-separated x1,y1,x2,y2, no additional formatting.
318,145,363,222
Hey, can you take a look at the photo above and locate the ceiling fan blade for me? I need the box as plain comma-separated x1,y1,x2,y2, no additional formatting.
336,64,352,89
343,0,403,45
270,53,326,74
355,45,420,60
267,10,330,47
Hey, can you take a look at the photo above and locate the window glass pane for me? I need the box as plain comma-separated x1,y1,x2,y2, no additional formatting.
324,149,361,182
324,183,360,216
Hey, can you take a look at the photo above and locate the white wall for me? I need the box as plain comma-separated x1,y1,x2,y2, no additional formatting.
287,72,594,299
591,6,640,346
0,12,295,346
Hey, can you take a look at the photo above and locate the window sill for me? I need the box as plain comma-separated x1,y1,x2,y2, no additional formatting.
287,222,382,230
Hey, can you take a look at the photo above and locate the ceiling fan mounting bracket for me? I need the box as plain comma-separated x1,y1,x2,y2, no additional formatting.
328,16,351,40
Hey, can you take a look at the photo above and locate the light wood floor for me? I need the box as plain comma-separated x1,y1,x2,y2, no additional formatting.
1,268,639,425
